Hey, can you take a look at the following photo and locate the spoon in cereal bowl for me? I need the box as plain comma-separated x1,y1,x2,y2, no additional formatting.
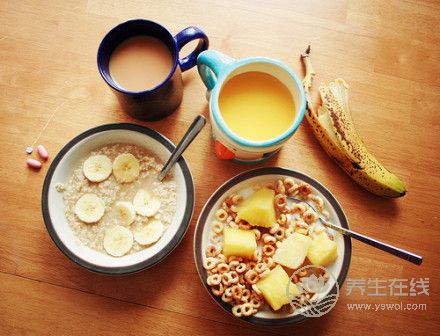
158,115,206,181
287,196,423,265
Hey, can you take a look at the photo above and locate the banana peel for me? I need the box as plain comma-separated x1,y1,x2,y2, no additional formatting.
301,46,406,197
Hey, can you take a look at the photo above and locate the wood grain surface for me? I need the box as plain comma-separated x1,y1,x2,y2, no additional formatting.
1,0,439,335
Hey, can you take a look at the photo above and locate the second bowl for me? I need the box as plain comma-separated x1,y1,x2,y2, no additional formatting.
194,167,351,325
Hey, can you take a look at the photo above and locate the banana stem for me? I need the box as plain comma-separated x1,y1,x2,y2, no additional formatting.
300,45,317,114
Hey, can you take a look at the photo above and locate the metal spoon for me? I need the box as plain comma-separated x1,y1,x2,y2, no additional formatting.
287,196,423,265
158,115,206,181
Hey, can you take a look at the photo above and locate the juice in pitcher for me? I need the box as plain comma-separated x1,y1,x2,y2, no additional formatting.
219,71,296,142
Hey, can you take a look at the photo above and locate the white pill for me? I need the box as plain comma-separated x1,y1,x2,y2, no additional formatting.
37,145,49,161
27,159,42,170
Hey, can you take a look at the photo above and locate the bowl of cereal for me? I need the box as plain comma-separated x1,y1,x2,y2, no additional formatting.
194,167,351,325
42,123,194,274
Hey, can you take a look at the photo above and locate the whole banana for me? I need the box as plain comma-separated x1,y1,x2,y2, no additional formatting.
301,46,406,197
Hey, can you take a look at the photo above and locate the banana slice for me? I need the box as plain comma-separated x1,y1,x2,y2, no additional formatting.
83,155,112,182
112,153,140,183
74,193,105,223
133,189,161,217
103,225,133,257
133,220,164,245
115,201,136,226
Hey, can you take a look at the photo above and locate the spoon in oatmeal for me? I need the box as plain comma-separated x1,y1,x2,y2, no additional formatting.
287,196,423,265
158,115,206,181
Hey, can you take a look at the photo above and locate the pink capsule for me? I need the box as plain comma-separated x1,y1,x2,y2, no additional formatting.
27,158,42,170
37,145,49,161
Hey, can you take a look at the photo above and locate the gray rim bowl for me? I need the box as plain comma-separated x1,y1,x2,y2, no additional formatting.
42,123,194,275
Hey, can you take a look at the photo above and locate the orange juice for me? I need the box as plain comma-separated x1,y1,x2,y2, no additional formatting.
218,71,295,142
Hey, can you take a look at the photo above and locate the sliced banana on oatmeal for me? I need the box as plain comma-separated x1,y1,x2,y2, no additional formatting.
103,225,133,257
115,201,136,225
83,154,112,182
133,189,161,217
112,153,140,183
133,220,164,245
74,193,105,223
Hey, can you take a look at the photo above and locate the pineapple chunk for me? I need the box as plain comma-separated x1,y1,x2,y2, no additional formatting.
257,265,300,311
222,227,257,258
237,187,276,228
307,232,338,266
273,233,312,269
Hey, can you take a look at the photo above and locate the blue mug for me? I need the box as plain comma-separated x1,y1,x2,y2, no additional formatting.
98,19,209,121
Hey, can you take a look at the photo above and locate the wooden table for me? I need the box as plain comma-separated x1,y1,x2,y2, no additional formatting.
1,1,439,335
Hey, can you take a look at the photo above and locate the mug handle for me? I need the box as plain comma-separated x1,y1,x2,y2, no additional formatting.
197,50,235,91
174,27,209,72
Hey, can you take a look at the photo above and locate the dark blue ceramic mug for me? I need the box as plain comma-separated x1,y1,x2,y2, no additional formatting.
98,19,209,121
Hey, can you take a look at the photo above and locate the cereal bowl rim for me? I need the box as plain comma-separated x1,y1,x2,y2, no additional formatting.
193,167,351,325
42,123,194,275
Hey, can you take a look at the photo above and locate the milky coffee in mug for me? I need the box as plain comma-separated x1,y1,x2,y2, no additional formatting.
98,19,209,121
109,35,174,92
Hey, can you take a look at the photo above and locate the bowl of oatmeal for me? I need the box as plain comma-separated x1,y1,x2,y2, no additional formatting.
42,123,194,274
194,167,351,325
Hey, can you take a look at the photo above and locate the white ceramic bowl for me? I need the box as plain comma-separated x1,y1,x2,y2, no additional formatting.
194,167,351,325
42,123,194,274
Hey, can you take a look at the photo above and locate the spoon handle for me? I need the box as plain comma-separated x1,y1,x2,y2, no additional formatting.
322,221,423,265
158,115,206,181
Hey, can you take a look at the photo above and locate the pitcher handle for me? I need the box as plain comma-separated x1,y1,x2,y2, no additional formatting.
197,50,235,91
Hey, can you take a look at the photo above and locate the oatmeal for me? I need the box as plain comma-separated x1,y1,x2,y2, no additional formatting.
58,144,177,256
